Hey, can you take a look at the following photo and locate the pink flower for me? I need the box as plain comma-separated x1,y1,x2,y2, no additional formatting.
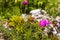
39,19,50,28
22,1,28,5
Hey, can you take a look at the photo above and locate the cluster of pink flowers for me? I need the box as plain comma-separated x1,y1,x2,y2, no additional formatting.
39,19,50,28
22,1,28,5
22,0,28,5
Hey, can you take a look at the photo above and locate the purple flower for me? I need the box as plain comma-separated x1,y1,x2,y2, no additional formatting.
22,1,28,5
39,19,50,28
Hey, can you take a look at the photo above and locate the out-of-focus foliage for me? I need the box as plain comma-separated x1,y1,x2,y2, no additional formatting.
0,0,21,19
0,20,51,40
9,15,25,32
0,15,48,40
0,15,58,40
0,0,60,18
0,0,60,40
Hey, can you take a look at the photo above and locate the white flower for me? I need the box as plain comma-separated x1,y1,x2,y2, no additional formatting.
30,9,47,15
22,14,28,21
31,15,35,17
32,14,43,22
53,31,57,34
22,14,27,18
57,22,60,26
30,9,40,14
34,13,39,16
30,9,49,22
38,15,43,18
43,15,49,19
56,16,60,22
52,28,57,34
57,33,60,36
50,24,53,28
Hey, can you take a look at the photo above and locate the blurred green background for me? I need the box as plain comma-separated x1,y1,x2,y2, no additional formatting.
0,0,60,19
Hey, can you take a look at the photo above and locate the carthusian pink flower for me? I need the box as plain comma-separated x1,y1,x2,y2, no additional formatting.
39,19,50,28
22,1,28,5
22,0,28,5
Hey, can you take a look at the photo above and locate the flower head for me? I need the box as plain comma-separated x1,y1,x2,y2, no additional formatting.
30,9,40,14
39,19,50,28
22,1,28,5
